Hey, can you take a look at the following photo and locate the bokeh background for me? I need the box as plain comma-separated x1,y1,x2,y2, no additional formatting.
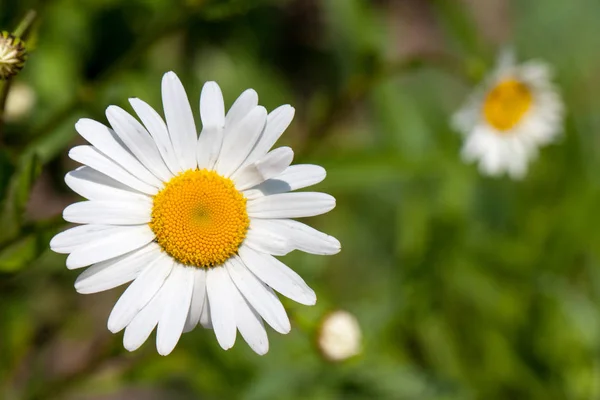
1,0,600,399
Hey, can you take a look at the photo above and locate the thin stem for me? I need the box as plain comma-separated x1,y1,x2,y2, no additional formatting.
12,10,37,39
0,10,38,143
0,79,12,143
305,51,469,155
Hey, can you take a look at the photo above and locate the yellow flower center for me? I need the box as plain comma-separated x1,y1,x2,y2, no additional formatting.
483,78,533,132
150,169,249,268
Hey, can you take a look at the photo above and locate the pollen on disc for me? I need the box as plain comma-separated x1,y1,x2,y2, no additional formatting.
149,169,250,268
483,78,533,132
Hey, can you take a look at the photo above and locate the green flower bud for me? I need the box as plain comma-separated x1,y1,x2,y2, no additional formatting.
0,31,27,80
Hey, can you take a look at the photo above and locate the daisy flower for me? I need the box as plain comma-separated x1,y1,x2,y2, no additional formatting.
50,72,340,356
452,51,564,179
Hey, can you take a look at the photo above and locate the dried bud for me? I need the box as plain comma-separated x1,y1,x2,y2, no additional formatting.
0,31,27,80
317,310,362,361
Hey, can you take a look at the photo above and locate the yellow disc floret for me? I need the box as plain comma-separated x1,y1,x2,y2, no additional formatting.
150,169,249,268
483,78,533,132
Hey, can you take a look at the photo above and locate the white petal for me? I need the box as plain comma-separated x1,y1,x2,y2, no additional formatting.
199,292,212,329
247,192,336,219
232,147,294,191
50,224,115,255
215,106,267,177
108,253,174,333
225,89,258,129
251,219,340,255
200,81,225,129
206,266,237,349
183,268,207,333
244,221,292,256
156,265,195,356
243,165,326,200
69,145,158,195
238,245,316,305
241,105,295,168
75,243,160,293
196,82,226,170
208,89,258,169
66,225,155,269
225,256,290,334
74,119,163,187
105,106,173,182
65,167,149,203
63,200,151,225
129,97,181,175
162,71,197,171
231,284,269,355
123,275,165,352
196,126,223,170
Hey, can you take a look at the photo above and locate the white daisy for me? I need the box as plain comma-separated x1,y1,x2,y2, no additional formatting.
452,51,564,179
50,71,340,356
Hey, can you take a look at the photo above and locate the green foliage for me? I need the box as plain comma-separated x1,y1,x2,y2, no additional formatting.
1,0,600,399
0,152,41,244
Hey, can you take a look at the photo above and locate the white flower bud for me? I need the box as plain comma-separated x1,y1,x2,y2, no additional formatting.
318,310,362,361
5,82,35,121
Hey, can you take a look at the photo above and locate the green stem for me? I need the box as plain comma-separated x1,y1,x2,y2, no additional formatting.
305,52,469,155
12,10,37,39
0,10,37,143
0,79,12,143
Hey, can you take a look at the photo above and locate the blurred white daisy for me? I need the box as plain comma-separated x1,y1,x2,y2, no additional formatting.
50,71,340,356
318,310,362,361
452,51,564,179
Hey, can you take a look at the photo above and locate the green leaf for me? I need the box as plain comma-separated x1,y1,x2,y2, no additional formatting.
0,234,37,272
0,148,15,205
0,152,41,245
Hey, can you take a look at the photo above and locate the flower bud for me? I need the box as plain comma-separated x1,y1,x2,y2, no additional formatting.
5,82,35,121
317,310,362,361
0,31,27,80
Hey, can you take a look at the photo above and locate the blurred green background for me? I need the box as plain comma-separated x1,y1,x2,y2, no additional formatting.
1,0,600,399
